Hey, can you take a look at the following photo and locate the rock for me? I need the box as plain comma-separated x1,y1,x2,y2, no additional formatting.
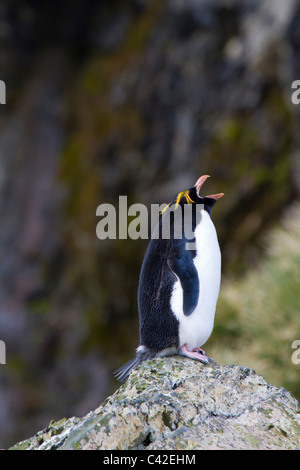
10,357,300,450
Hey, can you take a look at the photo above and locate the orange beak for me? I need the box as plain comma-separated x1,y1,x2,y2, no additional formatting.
206,193,224,200
194,175,210,196
194,175,224,200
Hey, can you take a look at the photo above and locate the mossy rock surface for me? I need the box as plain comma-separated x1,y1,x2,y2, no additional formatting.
10,357,300,450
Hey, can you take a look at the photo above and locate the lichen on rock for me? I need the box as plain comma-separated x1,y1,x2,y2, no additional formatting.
10,356,300,450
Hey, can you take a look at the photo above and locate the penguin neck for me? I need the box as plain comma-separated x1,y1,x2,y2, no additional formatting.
181,203,212,235
194,204,211,227
203,206,212,216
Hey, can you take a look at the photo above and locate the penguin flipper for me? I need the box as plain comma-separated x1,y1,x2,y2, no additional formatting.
168,245,199,316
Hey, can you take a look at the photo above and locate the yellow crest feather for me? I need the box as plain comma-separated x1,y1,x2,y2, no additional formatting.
161,190,194,214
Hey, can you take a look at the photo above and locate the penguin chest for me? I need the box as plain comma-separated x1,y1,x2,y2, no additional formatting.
170,210,221,350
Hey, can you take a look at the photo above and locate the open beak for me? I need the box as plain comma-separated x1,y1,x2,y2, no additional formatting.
206,193,224,200
194,175,210,197
194,175,224,200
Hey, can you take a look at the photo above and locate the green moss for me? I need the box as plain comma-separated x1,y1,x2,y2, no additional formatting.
72,441,83,450
48,418,67,436
9,440,31,450
259,407,273,418
98,412,116,435
244,433,262,449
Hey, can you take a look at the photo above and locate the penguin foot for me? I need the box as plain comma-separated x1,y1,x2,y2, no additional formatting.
179,344,212,364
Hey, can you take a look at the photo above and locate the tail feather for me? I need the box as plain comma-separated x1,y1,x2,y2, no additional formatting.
114,346,157,382
114,356,142,382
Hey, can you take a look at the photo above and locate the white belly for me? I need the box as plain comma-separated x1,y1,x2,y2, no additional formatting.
170,210,221,350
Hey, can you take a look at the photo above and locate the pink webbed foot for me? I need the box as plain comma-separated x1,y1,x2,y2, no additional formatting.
179,344,213,364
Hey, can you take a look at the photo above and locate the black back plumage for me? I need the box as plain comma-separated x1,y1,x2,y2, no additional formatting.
138,200,200,351
138,225,180,351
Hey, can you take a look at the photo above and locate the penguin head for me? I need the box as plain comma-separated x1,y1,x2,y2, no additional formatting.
165,175,224,216
162,175,224,218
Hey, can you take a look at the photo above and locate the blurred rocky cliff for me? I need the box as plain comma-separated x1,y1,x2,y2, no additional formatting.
1,0,300,448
